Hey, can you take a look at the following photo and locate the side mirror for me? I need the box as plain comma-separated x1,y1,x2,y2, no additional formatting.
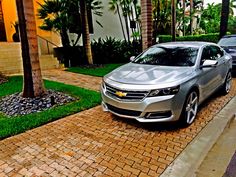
130,56,136,62
201,60,218,68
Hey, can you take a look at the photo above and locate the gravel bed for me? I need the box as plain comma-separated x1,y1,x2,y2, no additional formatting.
0,89,77,117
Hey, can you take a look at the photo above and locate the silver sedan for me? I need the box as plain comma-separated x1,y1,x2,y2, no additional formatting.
101,42,232,126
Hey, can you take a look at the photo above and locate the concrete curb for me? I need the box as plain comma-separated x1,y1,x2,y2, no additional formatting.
160,97,236,177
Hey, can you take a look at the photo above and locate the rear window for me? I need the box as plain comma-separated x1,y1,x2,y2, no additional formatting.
218,37,236,46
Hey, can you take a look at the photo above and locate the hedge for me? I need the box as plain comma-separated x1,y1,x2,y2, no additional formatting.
158,33,220,43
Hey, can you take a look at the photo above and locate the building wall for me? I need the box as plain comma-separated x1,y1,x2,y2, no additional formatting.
1,0,60,45
1,0,126,45
90,0,126,41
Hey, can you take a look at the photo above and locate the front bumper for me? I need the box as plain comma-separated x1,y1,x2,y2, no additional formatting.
101,85,185,123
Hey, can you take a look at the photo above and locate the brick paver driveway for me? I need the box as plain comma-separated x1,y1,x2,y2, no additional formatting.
0,70,236,176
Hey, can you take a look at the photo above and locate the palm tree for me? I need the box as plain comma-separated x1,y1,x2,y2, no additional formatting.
120,0,131,42
109,0,127,41
16,0,45,97
229,0,236,15
220,0,230,38
80,0,93,64
189,0,193,35
171,0,176,41
37,0,73,47
182,0,186,36
152,0,172,36
38,0,103,47
141,0,152,50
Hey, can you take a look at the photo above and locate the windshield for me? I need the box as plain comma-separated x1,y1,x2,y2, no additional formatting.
132,46,199,66
218,37,236,46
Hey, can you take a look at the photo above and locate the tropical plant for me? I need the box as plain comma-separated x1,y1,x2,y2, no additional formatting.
199,3,221,33
109,0,141,42
109,0,127,41
16,0,45,97
37,0,103,47
38,0,71,47
91,37,141,63
153,0,172,37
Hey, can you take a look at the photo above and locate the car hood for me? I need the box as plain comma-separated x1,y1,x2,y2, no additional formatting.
221,46,236,56
105,63,194,85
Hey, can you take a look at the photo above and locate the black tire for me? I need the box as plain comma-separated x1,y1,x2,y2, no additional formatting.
180,90,199,127
221,71,232,95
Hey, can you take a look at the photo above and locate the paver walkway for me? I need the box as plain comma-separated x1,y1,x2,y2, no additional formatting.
42,69,102,92
0,70,236,176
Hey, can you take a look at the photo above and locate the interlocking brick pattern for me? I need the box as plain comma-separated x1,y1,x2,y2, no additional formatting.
42,69,102,91
0,70,235,176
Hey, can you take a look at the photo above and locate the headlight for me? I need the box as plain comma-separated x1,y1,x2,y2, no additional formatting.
148,86,180,97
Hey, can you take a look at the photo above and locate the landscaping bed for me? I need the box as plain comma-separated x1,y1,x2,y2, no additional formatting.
0,76,101,139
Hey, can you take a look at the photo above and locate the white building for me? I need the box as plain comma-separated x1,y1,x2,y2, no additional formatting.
90,0,126,40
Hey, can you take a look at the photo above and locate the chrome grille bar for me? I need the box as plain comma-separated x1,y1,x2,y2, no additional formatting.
105,83,149,101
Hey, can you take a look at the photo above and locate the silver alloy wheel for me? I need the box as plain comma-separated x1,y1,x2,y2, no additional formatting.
225,72,232,94
185,91,198,124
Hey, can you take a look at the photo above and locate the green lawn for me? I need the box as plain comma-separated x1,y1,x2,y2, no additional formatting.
0,76,101,139
66,63,124,77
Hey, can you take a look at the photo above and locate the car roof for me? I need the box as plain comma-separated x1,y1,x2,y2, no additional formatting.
154,41,216,48
221,34,236,38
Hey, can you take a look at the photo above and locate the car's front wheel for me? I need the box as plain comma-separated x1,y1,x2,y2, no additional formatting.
221,71,232,95
180,90,199,126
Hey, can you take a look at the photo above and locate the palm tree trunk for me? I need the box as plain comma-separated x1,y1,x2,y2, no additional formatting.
121,1,130,43
141,0,152,50
16,0,45,98
124,15,130,43
171,0,176,41
220,0,230,39
133,0,141,38
60,27,70,47
117,4,127,41
80,0,93,65
130,6,137,41
183,0,185,36
190,0,193,35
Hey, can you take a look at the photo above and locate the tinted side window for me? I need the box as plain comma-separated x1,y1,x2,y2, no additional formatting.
201,46,211,65
210,46,223,59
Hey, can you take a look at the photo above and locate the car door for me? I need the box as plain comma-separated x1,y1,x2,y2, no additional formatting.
197,45,221,99
211,46,228,84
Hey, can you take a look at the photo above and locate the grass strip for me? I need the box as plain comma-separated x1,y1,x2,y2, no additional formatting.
66,63,123,77
0,76,101,139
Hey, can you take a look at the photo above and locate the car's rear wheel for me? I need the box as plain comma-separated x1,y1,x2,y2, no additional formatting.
180,90,198,126
221,71,232,95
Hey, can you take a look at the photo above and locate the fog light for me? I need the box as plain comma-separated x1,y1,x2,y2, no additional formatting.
146,111,172,119
102,102,108,111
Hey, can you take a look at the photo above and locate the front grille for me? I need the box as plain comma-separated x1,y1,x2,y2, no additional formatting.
106,104,141,117
105,83,149,101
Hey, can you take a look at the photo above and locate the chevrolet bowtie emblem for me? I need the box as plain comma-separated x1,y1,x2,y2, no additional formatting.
115,91,127,97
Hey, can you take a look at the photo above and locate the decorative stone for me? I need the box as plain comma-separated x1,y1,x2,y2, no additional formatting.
0,89,77,117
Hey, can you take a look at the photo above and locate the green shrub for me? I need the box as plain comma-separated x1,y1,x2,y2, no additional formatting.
54,37,142,66
92,37,142,64
158,33,221,43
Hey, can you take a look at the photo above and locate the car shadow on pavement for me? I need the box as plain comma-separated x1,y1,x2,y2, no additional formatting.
112,116,182,132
